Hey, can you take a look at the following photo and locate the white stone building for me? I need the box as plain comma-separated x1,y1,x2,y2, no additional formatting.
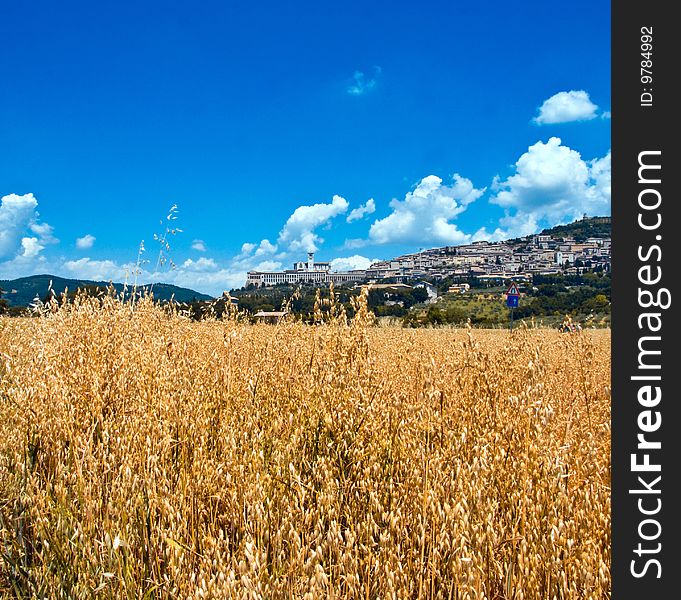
246,253,366,287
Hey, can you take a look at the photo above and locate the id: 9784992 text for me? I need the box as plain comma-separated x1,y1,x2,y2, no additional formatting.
640,26,653,107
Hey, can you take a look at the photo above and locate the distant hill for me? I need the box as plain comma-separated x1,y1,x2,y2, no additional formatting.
540,216,611,241
0,274,213,307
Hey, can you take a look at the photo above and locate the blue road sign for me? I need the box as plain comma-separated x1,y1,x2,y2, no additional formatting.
506,294,519,308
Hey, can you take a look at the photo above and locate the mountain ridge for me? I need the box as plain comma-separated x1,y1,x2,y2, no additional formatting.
0,274,213,307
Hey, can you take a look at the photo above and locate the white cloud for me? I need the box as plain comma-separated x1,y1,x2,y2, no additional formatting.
20,237,45,259
330,255,380,272
236,239,277,261
0,193,57,263
588,151,611,201
166,269,250,294
346,67,381,96
0,252,47,280
182,257,218,272
59,239,283,297
490,137,611,238
163,258,283,295
342,238,367,249
60,256,243,295
277,195,349,253
30,222,58,244
0,194,36,257
367,174,485,246
76,234,96,249
191,239,207,252
251,260,282,272
239,242,256,255
534,90,599,124
62,258,131,282
346,198,376,223
255,239,277,256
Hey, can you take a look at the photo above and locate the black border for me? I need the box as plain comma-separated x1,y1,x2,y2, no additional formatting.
612,2,679,596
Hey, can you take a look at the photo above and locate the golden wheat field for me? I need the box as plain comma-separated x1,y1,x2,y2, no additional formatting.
0,293,610,599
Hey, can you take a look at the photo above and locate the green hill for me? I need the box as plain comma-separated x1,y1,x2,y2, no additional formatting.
0,274,213,307
540,216,611,241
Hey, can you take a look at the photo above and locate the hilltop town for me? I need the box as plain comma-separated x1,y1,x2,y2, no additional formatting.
246,216,611,287
231,216,611,327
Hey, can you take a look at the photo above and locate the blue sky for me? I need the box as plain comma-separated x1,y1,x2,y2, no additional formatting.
1,0,611,295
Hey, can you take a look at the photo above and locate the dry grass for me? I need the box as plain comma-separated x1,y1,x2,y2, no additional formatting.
0,292,610,599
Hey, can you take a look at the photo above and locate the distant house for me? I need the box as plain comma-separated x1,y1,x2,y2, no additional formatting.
253,310,288,324
414,281,438,303
555,251,575,265
448,283,470,294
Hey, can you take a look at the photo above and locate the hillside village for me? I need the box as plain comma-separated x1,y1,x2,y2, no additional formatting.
246,216,611,287
233,217,612,327
364,221,610,283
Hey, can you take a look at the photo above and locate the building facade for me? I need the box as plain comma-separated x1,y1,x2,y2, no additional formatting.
246,253,367,287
